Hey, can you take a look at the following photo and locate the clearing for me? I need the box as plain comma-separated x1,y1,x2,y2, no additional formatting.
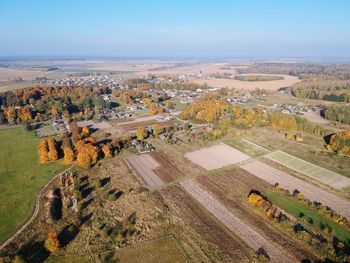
240,160,350,218
127,154,164,188
180,179,296,263
184,142,250,170
0,128,63,244
265,150,350,190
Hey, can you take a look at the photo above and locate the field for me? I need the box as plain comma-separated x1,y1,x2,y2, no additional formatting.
0,128,63,244
196,169,317,261
184,143,250,170
109,236,188,263
162,186,251,262
180,179,296,263
127,154,164,188
240,160,350,218
227,139,269,157
192,74,299,91
265,191,350,242
266,150,350,190
234,74,284,81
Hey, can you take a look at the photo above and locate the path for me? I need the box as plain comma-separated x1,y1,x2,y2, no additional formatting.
0,164,74,250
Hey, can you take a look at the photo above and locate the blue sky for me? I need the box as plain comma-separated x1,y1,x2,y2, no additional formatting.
0,0,349,58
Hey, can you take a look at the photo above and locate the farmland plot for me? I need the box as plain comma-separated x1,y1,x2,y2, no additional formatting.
266,150,350,190
240,161,350,218
180,179,296,263
185,143,250,170
127,154,163,189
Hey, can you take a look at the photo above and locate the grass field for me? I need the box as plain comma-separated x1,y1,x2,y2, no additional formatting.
227,139,268,157
265,191,350,242
0,127,63,244
265,150,350,190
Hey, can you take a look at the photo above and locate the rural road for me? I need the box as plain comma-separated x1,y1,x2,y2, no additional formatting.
0,164,74,251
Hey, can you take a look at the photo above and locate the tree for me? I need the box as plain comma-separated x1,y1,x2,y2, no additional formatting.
81,126,90,136
102,144,113,158
47,137,58,161
38,139,49,163
165,100,174,109
44,231,60,254
63,146,75,163
75,137,100,168
152,123,164,137
136,127,147,140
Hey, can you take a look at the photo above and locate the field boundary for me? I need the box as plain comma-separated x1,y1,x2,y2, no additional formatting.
265,150,350,190
0,164,74,250
241,138,270,152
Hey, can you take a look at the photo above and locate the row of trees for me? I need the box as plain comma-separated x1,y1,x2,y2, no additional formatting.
324,105,350,124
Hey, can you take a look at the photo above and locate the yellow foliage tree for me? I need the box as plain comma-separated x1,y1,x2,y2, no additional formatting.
102,144,113,158
136,127,147,140
152,123,164,137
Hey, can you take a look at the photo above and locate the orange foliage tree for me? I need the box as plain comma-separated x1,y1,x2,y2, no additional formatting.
47,137,59,161
75,137,100,168
44,231,60,254
38,138,49,163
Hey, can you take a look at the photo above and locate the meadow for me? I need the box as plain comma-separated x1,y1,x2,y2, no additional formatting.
0,127,63,244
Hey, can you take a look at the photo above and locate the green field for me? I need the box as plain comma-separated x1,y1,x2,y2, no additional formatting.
234,75,284,81
265,150,350,190
0,128,63,244
265,191,350,242
227,139,267,157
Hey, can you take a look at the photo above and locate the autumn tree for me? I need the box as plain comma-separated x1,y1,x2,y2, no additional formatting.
143,98,152,106
152,123,164,137
81,126,90,136
38,138,49,163
136,127,147,140
44,231,60,254
75,137,100,168
102,144,113,158
47,137,59,161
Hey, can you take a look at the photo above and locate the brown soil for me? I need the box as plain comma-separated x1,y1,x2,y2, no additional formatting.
162,186,252,263
197,168,319,262
151,152,184,183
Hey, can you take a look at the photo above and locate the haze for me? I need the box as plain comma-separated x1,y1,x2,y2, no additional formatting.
1,0,350,58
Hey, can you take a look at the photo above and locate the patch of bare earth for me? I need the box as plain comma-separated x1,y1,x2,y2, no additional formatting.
150,152,184,183
162,186,251,263
196,169,318,262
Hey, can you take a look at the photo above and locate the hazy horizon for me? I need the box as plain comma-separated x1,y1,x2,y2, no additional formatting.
1,0,350,58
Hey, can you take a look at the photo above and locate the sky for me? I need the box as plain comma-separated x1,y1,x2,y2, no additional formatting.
0,0,350,58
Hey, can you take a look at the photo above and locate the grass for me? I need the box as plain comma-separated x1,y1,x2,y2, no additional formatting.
226,139,266,157
114,236,188,263
0,127,63,244
266,150,350,187
234,75,284,81
265,191,350,242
